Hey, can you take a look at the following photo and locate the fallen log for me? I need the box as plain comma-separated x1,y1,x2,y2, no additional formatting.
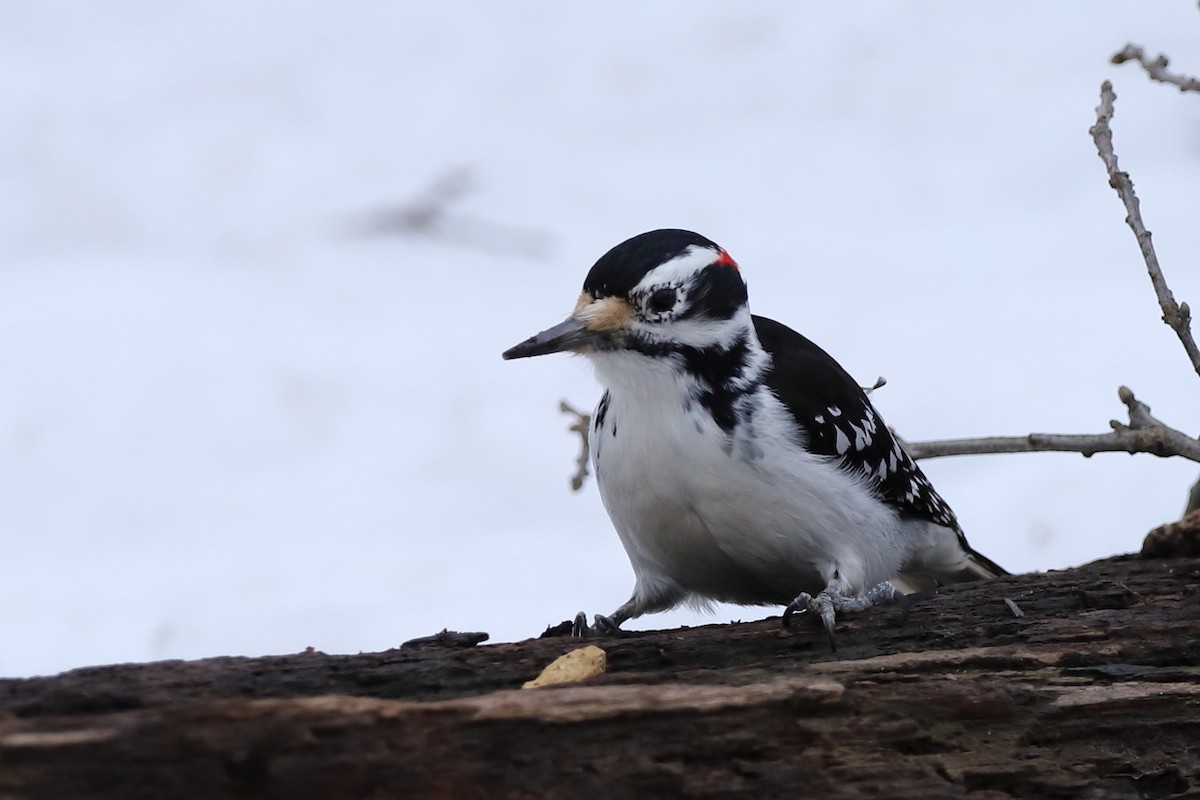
2,537,1198,799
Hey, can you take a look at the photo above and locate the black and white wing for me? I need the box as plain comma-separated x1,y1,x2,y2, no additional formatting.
752,315,960,532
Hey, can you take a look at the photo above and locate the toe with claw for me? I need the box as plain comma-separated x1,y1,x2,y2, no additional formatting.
783,580,902,651
571,611,625,638
783,590,838,650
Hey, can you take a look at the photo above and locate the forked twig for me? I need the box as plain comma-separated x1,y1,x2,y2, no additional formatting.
902,387,1200,464
560,401,592,492
1088,80,1200,379
1111,44,1200,94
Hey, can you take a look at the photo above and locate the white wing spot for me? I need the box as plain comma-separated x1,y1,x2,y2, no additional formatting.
834,427,850,454
851,423,870,450
814,415,824,424
828,406,841,418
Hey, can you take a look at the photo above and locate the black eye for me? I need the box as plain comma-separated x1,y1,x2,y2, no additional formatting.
647,287,677,314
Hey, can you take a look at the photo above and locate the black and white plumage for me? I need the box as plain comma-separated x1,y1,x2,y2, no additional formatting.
503,229,1004,641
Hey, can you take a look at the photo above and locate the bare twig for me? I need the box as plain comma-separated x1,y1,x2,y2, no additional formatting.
1111,44,1200,94
902,386,1200,463
1108,34,1200,514
862,376,887,396
1089,81,1200,379
1003,598,1025,618
400,629,489,649
560,401,592,492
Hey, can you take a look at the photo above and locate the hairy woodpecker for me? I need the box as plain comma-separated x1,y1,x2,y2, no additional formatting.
503,229,1005,644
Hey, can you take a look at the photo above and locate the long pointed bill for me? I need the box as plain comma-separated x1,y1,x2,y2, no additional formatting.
502,316,603,360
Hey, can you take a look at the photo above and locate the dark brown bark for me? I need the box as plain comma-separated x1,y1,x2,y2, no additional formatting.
2,550,1198,799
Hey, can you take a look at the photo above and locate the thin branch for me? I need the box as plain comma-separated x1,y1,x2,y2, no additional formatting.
1111,44,1200,94
1089,81,1200,379
861,376,887,396
559,401,592,492
400,630,489,649
903,386,1200,463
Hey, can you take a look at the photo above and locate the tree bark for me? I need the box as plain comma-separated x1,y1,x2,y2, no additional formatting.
2,545,1199,799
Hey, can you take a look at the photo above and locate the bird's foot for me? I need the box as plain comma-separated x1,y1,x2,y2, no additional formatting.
782,581,901,651
571,611,624,638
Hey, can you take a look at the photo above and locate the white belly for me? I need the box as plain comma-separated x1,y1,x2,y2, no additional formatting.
592,383,908,609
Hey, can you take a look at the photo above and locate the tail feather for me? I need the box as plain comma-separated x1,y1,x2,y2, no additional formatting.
958,545,1008,581
892,525,1008,594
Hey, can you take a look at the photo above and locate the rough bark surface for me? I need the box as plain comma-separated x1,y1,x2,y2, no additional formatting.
1,552,1198,799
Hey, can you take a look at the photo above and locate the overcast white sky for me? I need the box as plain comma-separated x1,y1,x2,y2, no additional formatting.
3,3,1199,678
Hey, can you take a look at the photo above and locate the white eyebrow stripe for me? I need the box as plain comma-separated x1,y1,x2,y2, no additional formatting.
633,245,722,291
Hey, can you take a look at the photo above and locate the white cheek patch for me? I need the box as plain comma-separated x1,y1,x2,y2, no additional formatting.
653,308,752,351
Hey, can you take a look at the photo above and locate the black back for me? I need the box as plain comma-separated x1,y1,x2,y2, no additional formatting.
753,315,960,531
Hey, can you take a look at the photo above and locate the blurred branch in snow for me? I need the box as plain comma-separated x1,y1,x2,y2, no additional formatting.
1089,80,1200,379
371,168,474,229
901,387,1200,464
358,168,553,259
559,400,592,492
1111,45,1200,94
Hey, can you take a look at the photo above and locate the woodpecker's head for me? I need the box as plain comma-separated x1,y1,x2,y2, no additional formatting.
503,229,751,362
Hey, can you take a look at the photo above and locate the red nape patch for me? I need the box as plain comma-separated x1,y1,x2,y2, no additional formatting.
715,249,739,271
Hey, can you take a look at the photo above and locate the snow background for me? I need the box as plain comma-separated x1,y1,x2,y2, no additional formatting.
3,3,1199,678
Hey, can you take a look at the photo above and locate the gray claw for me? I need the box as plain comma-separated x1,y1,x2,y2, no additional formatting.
782,591,814,629
571,611,624,637
816,596,838,651
784,581,901,651
782,590,839,650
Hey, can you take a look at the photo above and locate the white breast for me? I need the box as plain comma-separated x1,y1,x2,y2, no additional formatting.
589,350,909,612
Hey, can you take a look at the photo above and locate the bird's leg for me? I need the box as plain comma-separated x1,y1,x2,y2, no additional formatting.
570,584,688,637
783,580,901,651
571,600,634,638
